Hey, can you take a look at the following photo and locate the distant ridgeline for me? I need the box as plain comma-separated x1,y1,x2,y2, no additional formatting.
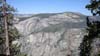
11,12,100,56
14,12,86,56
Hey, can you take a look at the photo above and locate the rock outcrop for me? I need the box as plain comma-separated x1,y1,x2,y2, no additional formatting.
14,12,87,56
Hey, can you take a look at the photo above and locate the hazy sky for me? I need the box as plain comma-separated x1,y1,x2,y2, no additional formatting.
7,0,91,15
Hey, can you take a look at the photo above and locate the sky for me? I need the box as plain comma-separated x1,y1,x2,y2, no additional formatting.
7,0,92,15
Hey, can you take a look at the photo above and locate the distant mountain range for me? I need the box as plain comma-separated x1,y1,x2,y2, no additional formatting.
13,12,100,56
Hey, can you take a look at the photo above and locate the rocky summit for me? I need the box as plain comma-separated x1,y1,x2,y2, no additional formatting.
13,12,92,56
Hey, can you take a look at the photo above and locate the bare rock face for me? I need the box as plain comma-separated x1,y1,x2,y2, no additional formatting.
14,12,87,56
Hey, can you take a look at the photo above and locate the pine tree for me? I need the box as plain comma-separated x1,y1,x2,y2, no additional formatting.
0,0,24,56
80,0,100,56
86,0,100,16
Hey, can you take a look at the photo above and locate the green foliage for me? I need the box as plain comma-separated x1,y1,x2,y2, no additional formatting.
80,0,100,56
10,43,27,56
86,0,100,16
0,0,26,56
80,19,100,56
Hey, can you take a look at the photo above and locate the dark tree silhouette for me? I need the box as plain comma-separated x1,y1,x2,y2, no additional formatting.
80,0,100,56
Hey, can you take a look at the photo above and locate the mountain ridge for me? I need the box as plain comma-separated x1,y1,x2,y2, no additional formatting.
13,12,99,56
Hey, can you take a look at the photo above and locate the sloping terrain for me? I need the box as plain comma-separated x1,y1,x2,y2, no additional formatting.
14,12,87,56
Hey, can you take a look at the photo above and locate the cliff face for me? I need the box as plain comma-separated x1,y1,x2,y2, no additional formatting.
14,12,87,56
